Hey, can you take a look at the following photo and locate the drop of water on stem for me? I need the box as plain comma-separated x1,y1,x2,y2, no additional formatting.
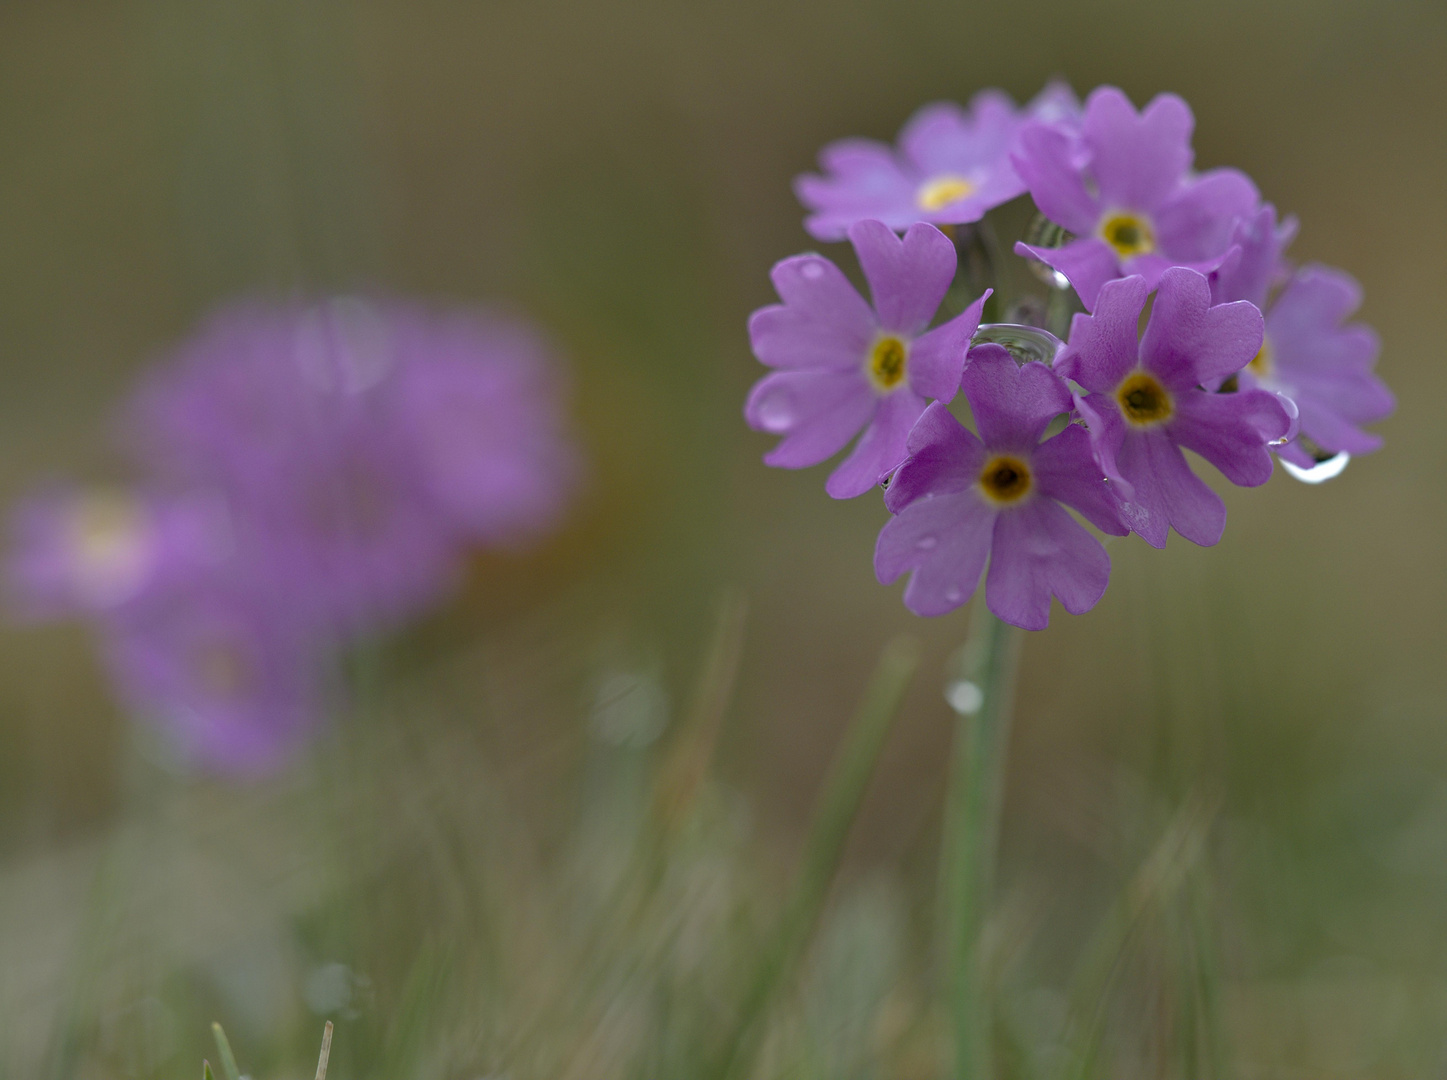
945,679,984,715
1282,451,1350,484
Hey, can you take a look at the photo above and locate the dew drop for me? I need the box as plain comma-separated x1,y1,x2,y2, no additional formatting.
1282,451,1350,484
800,259,826,280
944,586,963,603
754,388,795,433
916,535,938,550
945,679,984,715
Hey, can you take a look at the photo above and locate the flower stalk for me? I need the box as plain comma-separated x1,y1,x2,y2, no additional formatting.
941,601,1023,1080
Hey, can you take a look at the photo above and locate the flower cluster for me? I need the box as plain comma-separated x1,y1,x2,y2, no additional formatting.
749,84,1392,630
8,297,578,774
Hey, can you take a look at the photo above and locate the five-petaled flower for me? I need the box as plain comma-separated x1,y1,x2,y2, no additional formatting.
744,219,989,499
1013,86,1259,312
1210,204,1393,472
795,85,1078,242
875,345,1127,629
1055,268,1292,548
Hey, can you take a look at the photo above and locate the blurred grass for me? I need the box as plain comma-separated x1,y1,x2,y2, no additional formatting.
0,0,1445,1076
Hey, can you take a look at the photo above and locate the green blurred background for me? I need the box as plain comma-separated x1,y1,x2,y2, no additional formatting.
1,0,1445,1076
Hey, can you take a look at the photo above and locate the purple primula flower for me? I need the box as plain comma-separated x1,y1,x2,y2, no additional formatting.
1055,268,1292,548
388,311,579,543
875,345,1127,629
6,487,231,621
102,565,330,776
125,296,577,631
795,85,1075,242
1013,86,1260,312
745,220,989,499
1208,206,1392,471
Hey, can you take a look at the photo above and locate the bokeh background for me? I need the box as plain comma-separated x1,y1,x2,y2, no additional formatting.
1,1,1444,1077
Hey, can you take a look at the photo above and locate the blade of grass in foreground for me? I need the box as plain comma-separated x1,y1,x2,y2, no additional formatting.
714,635,921,1080
210,1024,241,1080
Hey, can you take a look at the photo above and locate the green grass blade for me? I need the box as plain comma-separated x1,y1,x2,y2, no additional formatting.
714,635,920,1080
210,1023,242,1080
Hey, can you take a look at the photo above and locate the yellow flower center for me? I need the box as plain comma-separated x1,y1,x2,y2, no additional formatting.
1248,337,1273,378
1116,371,1174,426
978,455,1033,505
1098,212,1156,259
916,175,977,212
195,641,251,698
867,335,909,391
69,492,147,578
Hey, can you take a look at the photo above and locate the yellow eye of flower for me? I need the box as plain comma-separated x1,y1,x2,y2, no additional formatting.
1098,212,1156,259
1116,371,1174,426
867,335,909,391
1249,337,1273,377
916,175,976,212
978,455,1032,505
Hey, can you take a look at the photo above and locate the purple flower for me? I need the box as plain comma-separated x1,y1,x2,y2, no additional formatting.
388,311,579,543
125,296,577,631
1013,86,1260,312
102,567,330,776
6,487,230,621
874,345,1127,629
745,220,989,498
795,85,1075,242
1055,268,1292,548
1209,206,1392,471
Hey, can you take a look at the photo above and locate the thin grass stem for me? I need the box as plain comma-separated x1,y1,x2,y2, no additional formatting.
715,635,920,1080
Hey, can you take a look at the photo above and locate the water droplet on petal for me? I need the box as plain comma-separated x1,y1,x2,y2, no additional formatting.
1282,451,1350,484
800,259,825,280
944,586,963,603
916,535,937,550
945,679,984,715
973,323,1065,366
754,388,795,433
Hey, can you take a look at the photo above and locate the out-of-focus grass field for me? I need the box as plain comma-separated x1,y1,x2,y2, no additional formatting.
1,1,1445,1077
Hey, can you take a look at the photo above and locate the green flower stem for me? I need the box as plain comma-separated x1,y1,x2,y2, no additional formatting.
716,636,920,1080
942,602,1023,1080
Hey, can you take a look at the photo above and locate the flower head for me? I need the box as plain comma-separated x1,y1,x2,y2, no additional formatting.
874,346,1127,629
125,296,577,631
1013,86,1260,311
745,220,989,498
795,85,1075,242
1055,268,1292,548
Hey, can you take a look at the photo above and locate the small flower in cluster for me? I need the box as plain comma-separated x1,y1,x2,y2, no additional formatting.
875,346,1127,628
1055,269,1291,547
1208,204,1393,475
795,85,1079,241
745,220,989,498
1012,86,1259,312
747,80,1392,630
8,296,578,774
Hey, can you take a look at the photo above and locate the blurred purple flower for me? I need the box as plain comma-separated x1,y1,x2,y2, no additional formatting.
875,346,1126,629
1055,269,1291,548
125,296,578,632
1013,86,1259,312
1208,206,1392,471
795,84,1077,242
745,220,989,498
102,566,330,777
6,487,230,621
